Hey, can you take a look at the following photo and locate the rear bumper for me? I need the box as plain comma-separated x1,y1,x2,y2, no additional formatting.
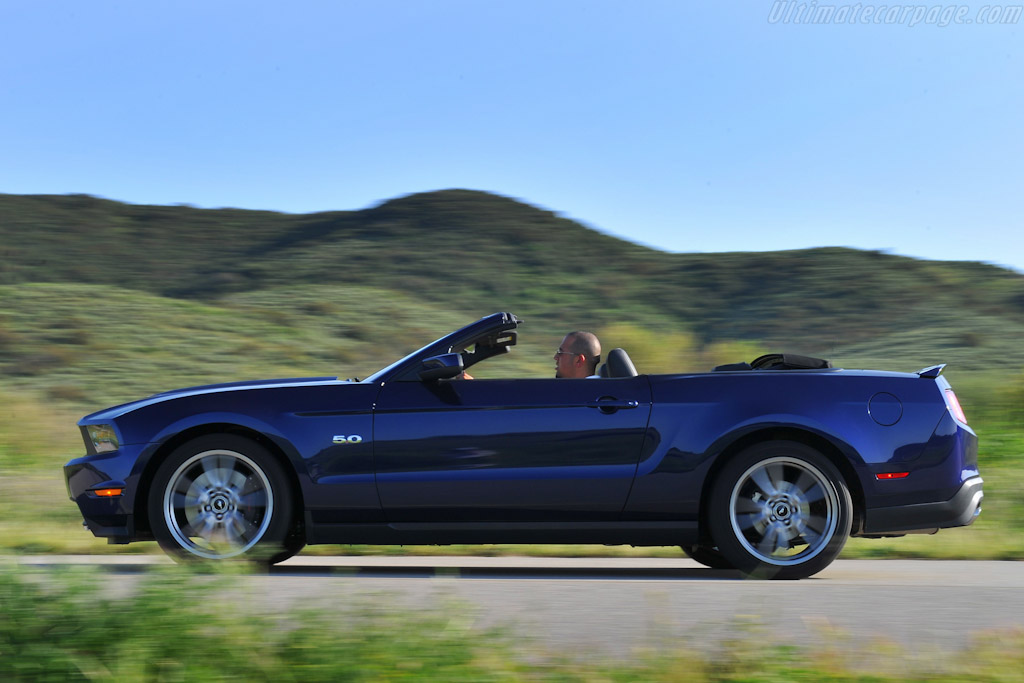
860,476,983,535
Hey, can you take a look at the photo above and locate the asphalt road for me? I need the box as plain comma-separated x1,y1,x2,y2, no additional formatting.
17,556,1024,657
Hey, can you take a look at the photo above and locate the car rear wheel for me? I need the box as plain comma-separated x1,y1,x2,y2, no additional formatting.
680,544,733,569
708,441,852,580
149,435,301,564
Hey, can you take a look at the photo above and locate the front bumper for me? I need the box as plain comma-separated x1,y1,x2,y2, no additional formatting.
64,443,149,541
860,476,983,535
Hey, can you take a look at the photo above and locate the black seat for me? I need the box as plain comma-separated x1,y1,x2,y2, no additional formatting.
599,348,638,378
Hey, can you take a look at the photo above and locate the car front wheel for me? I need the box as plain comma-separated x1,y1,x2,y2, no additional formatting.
148,435,300,564
708,441,852,580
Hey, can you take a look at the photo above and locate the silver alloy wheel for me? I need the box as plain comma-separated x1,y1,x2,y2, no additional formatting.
162,449,274,559
728,456,840,566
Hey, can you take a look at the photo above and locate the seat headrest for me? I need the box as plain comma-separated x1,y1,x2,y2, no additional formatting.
604,348,638,378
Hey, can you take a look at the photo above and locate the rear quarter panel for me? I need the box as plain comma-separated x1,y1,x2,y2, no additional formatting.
624,370,954,520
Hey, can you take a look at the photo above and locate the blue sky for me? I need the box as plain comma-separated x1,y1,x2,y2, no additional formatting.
2,1,1021,271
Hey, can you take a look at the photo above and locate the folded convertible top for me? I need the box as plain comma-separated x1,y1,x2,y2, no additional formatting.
714,353,833,372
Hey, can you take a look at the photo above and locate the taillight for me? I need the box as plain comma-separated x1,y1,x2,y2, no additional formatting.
945,389,968,424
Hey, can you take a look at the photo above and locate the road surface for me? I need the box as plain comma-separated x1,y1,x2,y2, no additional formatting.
17,555,1024,656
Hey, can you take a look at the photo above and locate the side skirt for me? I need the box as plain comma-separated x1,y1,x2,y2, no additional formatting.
304,519,698,546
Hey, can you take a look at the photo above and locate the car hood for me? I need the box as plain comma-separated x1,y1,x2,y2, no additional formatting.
80,376,348,423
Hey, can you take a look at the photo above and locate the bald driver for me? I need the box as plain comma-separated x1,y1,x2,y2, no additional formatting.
553,331,601,379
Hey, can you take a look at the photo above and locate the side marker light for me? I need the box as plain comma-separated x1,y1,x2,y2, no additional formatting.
875,472,910,480
94,488,124,497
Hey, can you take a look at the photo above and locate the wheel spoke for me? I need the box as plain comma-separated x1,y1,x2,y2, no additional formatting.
238,489,268,509
780,523,801,544
227,469,248,492
736,512,763,531
773,526,791,553
750,468,779,497
734,497,763,514
193,512,217,538
798,525,822,549
239,475,264,497
173,475,195,495
766,462,786,492
794,469,817,494
756,524,783,557
802,482,827,504
202,454,234,488
223,517,244,546
802,512,829,535
230,514,259,542
200,455,219,484
171,490,200,510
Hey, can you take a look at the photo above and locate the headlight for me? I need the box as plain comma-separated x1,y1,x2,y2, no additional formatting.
85,424,119,453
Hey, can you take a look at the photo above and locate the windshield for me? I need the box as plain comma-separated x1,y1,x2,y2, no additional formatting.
359,312,520,384
361,337,440,384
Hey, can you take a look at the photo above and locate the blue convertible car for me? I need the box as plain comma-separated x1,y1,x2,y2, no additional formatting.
65,313,982,579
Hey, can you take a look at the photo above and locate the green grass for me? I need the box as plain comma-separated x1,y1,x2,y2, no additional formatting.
4,561,1024,682
1,562,508,681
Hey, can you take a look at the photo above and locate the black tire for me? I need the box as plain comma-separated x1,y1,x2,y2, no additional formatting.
681,544,734,569
274,526,307,565
708,440,852,580
148,434,299,564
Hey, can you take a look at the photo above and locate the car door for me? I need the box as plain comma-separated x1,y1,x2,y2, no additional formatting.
372,376,652,521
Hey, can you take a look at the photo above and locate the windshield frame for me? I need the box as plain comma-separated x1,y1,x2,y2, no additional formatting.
360,312,520,384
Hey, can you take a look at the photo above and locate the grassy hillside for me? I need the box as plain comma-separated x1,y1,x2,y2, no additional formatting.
4,190,1024,359
0,283,574,406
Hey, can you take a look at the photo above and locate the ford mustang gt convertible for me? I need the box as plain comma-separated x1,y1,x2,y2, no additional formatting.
65,312,982,579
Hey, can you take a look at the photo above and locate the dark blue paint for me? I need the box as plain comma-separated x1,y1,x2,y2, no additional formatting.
869,392,903,426
373,377,651,521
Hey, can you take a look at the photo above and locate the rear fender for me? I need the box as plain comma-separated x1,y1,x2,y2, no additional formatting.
697,425,867,541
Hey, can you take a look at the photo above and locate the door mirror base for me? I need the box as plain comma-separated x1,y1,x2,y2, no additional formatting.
418,353,465,381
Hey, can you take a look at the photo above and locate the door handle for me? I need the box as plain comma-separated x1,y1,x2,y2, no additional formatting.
587,397,640,412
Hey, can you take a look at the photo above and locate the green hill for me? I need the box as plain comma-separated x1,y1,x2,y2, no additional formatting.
2,188,1024,392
